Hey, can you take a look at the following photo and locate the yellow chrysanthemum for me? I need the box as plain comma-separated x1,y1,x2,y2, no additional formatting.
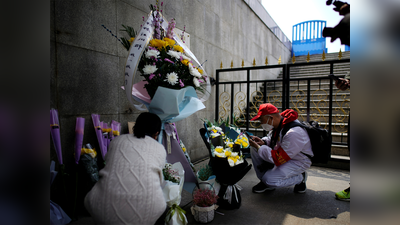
182,147,186,152
163,37,176,47
181,59,190,66
149,39,167,50
215,147,223,153
211,129,217,133
225,151,232,157
173,45,184,52
242,142,249,148
227,143,233,148
197,68,204,74
228,156,238,163
129,37,135,44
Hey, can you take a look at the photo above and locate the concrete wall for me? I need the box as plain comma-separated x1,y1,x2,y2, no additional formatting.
50,0,291,166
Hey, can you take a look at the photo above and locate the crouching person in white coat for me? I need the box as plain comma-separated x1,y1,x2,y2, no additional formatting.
248,103,313,194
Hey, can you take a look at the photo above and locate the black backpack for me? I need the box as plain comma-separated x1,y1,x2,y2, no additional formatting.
281,120,332,164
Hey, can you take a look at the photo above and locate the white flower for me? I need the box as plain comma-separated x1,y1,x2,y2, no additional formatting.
164,72,179,85
145,49,160,59
231,152,239,157
167,50,181,59
143,65,158,75
189,63,202,78
193,77,200,87
181,54,191,61
210,132,220,138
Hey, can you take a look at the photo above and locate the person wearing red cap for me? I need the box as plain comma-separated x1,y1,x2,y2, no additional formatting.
248,103,313,194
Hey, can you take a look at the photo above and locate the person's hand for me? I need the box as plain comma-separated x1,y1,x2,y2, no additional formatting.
335,78,350,90
339,3,350,16
248,138,260,150
251,136,264,146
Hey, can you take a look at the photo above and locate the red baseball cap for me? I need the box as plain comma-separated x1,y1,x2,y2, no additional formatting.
250,103,279,121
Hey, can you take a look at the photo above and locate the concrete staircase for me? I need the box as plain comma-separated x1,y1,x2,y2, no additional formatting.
243,51,350,158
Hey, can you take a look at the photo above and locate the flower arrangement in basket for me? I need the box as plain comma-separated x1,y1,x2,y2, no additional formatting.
191,184,219,223
203,117,250,167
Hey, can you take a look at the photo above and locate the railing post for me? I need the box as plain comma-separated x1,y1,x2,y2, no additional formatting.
215,71,219,122
282,64,286,111
307,79,311,122
231,83,234,124
329,63,334,134
246,69,250,132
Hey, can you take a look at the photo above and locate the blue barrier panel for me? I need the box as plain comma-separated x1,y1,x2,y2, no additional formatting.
292,20,327,56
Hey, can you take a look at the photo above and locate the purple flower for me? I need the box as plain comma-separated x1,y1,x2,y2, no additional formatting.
198,79,204,83
149,74,155,80
179,79,184,87
158,73,161,77
161,2,163,6
149,46,157,51
153,62,156,65
164,58,174,64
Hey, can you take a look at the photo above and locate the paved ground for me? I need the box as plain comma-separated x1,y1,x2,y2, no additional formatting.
71,158,350,225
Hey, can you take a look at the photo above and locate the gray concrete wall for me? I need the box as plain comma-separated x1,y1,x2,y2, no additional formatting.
50,0,291,165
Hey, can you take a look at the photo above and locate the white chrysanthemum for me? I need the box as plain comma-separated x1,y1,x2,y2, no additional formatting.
231,152,239,157
181,54,191,61
210,132,220,138
142,65,158,75
189,64,202,78
164,72,179,85
145,49,160,59
167,50,181,59
193,77,201,87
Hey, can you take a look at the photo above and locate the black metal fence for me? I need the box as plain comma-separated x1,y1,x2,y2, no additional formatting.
215,58,350,147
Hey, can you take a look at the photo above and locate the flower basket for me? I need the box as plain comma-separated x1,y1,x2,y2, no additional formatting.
191,183,219,223
191,204,217,223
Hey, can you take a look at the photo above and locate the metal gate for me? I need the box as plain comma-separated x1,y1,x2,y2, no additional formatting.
215,58,350,149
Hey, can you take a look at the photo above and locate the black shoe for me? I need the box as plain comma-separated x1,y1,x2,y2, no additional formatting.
294,171,308,194
252,181,275,193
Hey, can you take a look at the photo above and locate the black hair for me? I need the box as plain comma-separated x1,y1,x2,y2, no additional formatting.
133,112,162,138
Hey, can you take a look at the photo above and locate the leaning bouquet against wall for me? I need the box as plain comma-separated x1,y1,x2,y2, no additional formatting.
110,2,212,194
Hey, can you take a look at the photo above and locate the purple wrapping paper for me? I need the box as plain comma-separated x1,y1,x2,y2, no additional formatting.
50,109,63,165
91,114,107,160
74,117,85,164
163,123,197,193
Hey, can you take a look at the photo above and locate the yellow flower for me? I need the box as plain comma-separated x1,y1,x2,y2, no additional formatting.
225,151,232,157
227,143,233,148
228,156,237,163
163,37,176,46
129,37,135,44
182,147,186,152
211,129,217,133
173,45,184,52
181,59,189,66
242,142,249,148
215,147,223,153
149,39,167,50
197,68,204,74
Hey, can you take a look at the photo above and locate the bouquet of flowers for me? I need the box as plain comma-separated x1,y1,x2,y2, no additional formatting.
201,118,253,210
162,162,187,225
163,163,181,184
117,3,211,193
